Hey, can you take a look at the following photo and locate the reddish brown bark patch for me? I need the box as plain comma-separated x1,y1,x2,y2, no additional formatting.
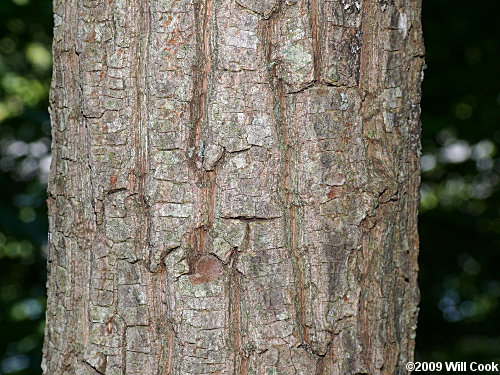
190,255,223,285
86,31,95,43
327,186,344,200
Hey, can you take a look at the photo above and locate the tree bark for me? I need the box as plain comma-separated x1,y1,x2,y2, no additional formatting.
44,0,424,373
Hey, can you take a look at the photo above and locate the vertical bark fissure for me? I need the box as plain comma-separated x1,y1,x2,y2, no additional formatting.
166,323,175,375
230,223,250,375
316,355,324,375
76,58,95,371
310,0,321,83
358,3,371,93
281,80,309,347
358,4,381,372
207,170,216,228
187,0,214,267
132,0,152,266
278,72,309,347
264,7,310,348
121,326,127,375
191,0,212,158
73,0,94,368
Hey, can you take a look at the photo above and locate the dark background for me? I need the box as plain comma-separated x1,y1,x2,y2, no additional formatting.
0,0,498,373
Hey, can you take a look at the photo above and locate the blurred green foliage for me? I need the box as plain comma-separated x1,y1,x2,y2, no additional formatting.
416,0,499,363
0,0,52,374
0,0,498,373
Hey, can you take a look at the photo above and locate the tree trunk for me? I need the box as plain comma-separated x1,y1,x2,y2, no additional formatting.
44,0,424,373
